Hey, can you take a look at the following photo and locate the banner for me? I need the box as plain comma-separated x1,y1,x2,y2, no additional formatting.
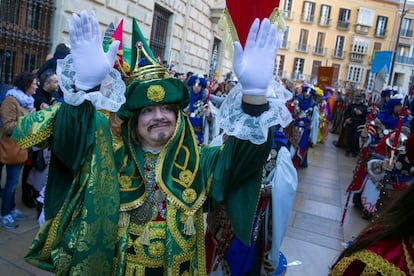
371,51,392,74
317,66,334,88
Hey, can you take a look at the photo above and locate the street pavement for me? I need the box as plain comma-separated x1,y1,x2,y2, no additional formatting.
0,133,368,275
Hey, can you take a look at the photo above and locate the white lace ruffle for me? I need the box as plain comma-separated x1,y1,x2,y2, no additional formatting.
56,55,126,112
218,80,293,145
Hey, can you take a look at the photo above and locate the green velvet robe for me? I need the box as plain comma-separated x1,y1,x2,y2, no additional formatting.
13,102,272,275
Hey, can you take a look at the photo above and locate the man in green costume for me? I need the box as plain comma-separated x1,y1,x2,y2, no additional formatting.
13,10,292,275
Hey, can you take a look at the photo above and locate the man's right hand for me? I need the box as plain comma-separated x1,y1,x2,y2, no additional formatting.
67,10,119,91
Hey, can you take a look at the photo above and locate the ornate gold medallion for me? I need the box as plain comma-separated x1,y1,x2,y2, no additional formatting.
118,175,132,189
147,85,165,102
182,188,197,204
179,169,193,184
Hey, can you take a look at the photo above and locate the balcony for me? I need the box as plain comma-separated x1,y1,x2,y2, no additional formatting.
354,24,370,35
301,14,314,24
337,21,350,31
374,29,387,38
349,53,365,63
296,43,309,53
280,40,290,50
313,46,327,56
400,29,413,38
281,10,294,20
292,72,307,82
395,55,414,65
318,17,331,27
332,49,346,59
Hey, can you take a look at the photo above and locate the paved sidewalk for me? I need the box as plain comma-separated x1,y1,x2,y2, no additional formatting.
281,133,368,275
0,133,368,275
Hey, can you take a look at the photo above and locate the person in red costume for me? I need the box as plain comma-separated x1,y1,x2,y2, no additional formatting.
330,133,414,275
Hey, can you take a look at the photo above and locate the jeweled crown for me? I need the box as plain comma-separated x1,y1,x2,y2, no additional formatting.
130,42,169,83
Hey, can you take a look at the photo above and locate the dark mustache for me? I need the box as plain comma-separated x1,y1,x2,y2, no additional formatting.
148,121,170,130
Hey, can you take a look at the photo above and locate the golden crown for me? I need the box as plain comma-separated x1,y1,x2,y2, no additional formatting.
129,42,169,83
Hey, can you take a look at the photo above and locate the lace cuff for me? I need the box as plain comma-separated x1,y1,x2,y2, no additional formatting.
218,80,293,145
56,55,126,112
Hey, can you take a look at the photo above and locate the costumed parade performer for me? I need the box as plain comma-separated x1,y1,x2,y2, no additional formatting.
184,75,208,146
12,9,292,275
290,84,319,168
330,134,414,275
206,128,296,275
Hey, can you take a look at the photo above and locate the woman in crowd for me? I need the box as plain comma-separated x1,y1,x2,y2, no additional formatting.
0,71,37,229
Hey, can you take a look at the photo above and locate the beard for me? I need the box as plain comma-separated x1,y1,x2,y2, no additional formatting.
155,131,170,145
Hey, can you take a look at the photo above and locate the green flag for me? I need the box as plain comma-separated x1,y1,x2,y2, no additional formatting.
131,17,156,68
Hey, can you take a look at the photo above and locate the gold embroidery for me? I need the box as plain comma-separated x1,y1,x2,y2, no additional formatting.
171,251,195,276
41,208,64,260
195,210,207,275
167,205,196,251
148,241,165,258
127,221,166,267
174,145,190,170
119,175,132,189
403,237,414,275
16,105,59,149
182,188,197,204
331,249,405,275
178,169,192,185
147,85,165,102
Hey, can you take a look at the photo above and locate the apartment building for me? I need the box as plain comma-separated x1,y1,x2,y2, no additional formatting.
392,1,414,95
276,0,414,93
0,0,232,83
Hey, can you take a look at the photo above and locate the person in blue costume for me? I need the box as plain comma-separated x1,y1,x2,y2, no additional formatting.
376,94,409,131
185,75,208,145
291,84,319,168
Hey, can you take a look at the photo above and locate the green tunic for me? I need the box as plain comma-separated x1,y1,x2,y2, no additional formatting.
13,102,272,275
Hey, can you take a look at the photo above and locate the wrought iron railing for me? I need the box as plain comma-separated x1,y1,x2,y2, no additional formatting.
0,0,54,84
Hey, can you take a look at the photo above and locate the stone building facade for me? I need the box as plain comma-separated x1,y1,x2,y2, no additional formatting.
0,0,235,83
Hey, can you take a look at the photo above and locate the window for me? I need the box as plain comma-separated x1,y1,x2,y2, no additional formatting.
311,60,321,84
301,1,315,23
375,16,388,37
332,63,341,86
293,58,305,80
333,36,345,58
337,8,351,29
401,18,412,37
150,5,172,61
26,2,42,29
357,8,374,27
319,5,331,26
0,1,20,24
314,32,326,55
282,0,294,19
398,44,410,57
280,27,289,49
275,55,285,77
297,29,309,52
351,37,370,54
283,0,293,12
347,65,364,83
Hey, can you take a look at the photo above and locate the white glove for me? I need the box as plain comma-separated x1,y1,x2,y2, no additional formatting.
67,10,119,91
233,18,282,96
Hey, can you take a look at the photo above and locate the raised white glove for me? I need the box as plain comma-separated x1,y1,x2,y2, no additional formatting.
233,18,282,96
67,10,119,91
